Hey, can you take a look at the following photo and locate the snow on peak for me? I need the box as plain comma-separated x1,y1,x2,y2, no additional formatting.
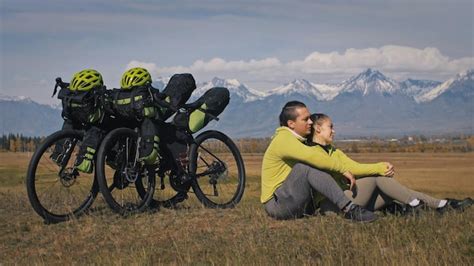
400,79,441,98
456,69,474,81
0,93,34,103
269,79,323,99
416,69,474,103
194,77,264,102
152,76,170,90
339,68,400,95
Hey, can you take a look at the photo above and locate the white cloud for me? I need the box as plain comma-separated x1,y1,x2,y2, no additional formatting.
127,45,474,89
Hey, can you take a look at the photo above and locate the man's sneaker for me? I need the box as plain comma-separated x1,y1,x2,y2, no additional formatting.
437,197,473,214
344,204,377,223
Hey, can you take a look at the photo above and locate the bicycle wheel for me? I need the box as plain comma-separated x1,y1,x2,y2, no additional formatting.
26,130,99,223
96,128,155,215
189,130,246,208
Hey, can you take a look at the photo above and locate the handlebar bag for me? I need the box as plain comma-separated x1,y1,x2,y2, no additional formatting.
159,73,196,120
173,87,229,133
109,86,156,122
57,87,103,125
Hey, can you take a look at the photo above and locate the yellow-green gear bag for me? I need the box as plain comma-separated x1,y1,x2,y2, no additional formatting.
173,87,229,133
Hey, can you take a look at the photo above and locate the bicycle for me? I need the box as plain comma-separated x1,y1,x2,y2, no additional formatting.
26,78,149,223
95,93,246,214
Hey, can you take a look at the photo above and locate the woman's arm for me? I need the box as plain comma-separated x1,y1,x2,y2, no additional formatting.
334,149,387,177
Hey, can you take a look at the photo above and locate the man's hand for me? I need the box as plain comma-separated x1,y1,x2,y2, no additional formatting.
383,162,395,177
343,171,356,190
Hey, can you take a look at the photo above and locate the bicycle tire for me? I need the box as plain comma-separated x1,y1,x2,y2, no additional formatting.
189,130,246,208
26,129,99,223
96,128,155,215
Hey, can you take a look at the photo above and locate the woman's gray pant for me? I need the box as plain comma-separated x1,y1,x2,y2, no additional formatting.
320,176,443,213
264,163,351,220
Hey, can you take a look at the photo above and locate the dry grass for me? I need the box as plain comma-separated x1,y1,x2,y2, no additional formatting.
1,152,473,264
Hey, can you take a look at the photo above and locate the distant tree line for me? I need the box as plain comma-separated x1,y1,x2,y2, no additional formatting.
0,134,43,152
1,133,473,153
234,135,474,154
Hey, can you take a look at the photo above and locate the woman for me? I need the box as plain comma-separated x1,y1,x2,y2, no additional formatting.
308,113,472,215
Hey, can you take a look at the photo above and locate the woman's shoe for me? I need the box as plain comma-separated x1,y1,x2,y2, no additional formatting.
437,197,473,214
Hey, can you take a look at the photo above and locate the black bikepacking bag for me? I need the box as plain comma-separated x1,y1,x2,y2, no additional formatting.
173,87,230,133
158,73,196,120
57,87,102,125
110,86,156,122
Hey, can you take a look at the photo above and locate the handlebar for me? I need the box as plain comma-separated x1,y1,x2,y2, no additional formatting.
52,77,70,97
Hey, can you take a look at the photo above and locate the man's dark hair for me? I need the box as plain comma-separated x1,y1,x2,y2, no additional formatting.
279,101,307,126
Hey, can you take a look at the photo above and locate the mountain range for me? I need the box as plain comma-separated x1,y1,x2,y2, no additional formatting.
1,68,473,138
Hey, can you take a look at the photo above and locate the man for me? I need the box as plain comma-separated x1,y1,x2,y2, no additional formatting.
261,101,377,222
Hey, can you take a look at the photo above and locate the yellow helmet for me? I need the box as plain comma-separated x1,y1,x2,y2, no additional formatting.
120,67,152,90
70,69,103,91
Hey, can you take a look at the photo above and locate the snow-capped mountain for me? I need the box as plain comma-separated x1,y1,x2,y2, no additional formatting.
400,79,441,99
0,93,34,103
269,79,324,100
416,69,474,103
152,77,170,91
1,69,472,138
338,68,400,95
0,94,62,136
193,77,265,102
268,79,341,101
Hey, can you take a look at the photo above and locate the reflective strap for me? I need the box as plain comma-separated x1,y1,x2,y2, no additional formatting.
114,95,143,105
85,153,94,160
159,96,171,114
144,107,156,117
88,109,102,123
71,103,85,107
86,147,96,154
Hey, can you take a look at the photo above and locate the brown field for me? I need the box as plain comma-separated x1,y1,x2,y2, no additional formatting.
1,152,473,264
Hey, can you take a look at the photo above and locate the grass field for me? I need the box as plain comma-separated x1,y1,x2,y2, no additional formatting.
1,152,473,264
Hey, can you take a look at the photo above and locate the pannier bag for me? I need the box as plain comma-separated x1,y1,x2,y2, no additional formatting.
109,86,156,122
57,87,103,125
158,73,196,120
173,87,229,133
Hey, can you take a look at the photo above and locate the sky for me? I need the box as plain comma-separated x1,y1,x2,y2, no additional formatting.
1,0,473,104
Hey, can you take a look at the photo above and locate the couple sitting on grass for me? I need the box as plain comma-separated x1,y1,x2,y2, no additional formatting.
261,101,472,222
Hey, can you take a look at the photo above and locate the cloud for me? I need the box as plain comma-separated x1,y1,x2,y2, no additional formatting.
131,45,473,89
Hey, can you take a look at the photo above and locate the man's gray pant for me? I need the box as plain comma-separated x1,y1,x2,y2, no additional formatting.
264,163,351,220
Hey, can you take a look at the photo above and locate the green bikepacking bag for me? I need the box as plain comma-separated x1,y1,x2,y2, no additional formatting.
156,73,196,120
173,87,230,133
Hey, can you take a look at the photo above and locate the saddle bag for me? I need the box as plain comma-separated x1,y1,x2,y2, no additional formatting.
158,73,196,120
173,87,229,133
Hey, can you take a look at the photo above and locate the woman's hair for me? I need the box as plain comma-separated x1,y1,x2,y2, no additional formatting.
307,113,330,144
